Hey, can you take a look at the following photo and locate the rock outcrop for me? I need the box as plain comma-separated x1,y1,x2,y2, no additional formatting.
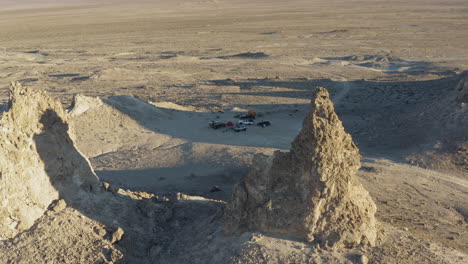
0,82,99,239
68,94,103,117
224,87,378,248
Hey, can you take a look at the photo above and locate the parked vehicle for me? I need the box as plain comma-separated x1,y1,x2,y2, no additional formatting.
238,119,254,125
240,114,256,120
257,120,271,127
233,125,247,132
209,121,226,129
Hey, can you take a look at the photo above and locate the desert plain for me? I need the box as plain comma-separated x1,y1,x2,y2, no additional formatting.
0,0,467,263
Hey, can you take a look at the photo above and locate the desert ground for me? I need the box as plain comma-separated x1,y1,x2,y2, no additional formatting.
0,0,467,263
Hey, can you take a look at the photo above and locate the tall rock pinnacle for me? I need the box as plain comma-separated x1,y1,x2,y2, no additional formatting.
224,87,378,248
0,83,100,239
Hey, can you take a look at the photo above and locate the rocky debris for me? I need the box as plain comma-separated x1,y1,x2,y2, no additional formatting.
94,226,107,237
360,166,381,173
110,227,125,244
210,185,221,193
456,71,468,103
136,198,172,220
359,254,369,264
0,82,100,239
102,181,122,194
224,87,378,248
0,207,124,264
49,199,67,213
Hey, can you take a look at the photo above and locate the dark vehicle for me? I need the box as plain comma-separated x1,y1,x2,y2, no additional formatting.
233,124,247,132
240,114,256,120
209,121,226,129
257,120,271,127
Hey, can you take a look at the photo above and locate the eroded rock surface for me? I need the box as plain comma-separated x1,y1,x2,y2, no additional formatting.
0,82,99,239
224,87,378,248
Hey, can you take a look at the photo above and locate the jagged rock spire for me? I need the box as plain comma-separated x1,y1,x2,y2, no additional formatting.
224,87,378,248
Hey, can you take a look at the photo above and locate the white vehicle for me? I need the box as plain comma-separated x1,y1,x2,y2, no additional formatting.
237,119,254,125
233,125,247,132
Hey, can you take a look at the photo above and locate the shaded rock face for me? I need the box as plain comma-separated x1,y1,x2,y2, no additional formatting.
0,83,99,239
224,87,378,248
456,71,468,104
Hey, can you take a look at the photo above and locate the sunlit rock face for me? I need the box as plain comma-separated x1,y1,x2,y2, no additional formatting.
0,83,99,239
224,87,378,249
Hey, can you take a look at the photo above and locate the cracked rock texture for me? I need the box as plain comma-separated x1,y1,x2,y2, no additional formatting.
0,82,99,239
224,87,378,248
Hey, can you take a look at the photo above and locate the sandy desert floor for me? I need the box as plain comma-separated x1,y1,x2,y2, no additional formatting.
0,0,467,263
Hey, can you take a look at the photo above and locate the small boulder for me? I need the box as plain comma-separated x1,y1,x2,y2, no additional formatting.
49,199,67,212
110,227,124,244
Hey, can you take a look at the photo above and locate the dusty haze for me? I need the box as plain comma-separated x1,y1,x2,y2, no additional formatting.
0,0,466,263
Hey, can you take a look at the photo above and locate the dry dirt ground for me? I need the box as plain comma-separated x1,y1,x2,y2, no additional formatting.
0,0,467,263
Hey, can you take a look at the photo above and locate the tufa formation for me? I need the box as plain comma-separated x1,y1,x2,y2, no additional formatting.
224,87,378,248
0,82,99,239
